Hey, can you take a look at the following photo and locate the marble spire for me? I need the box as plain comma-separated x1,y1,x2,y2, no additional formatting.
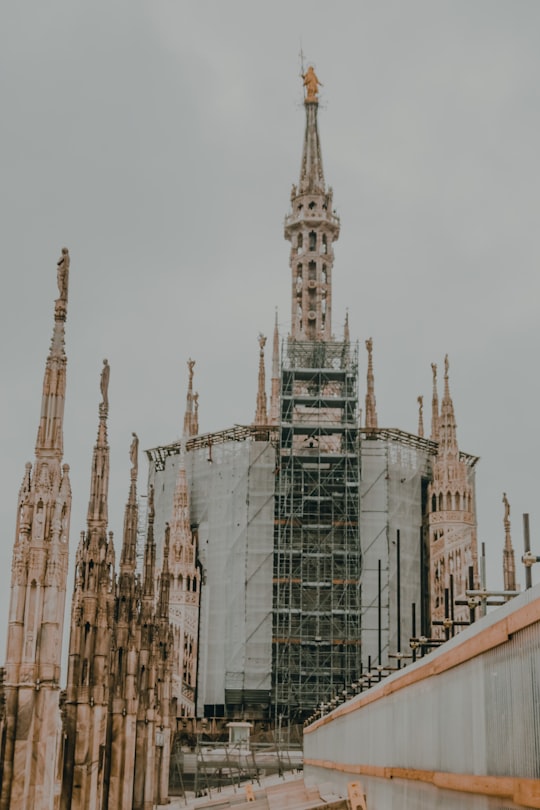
2,248,73,810
254,333,268,425
285,67,340,341
364,337,378,429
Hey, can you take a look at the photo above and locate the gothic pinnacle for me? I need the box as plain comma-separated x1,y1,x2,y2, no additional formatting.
443,354,450,399
365,337,378,429
438,355,458,456
143,485,156,603
299,66,325,194
35,247,71,459
2,248,73,810
120,432,139,575
254,333,268,425
87,359,111,529
269,310,280,424
158,523,171,619
286,69,339,341
183,358,199,437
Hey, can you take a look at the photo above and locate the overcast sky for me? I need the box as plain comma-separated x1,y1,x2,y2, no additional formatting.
2,1,540,659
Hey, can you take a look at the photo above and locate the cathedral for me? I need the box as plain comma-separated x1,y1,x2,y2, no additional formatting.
147,67,482,724
0,69,500,807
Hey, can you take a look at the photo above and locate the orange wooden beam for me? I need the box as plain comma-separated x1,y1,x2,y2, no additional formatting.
304,758,540,809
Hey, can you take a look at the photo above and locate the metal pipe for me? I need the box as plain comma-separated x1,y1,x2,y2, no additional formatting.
411,602,417,663
378,559,382,666
450,574,455,637
419,526,426,637
396,530,401,668
523,513,532,590
468,566,476,624
480,542,487,616
444,588,450,641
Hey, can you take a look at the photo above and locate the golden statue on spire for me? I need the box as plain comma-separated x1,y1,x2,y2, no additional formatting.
302,65,322,102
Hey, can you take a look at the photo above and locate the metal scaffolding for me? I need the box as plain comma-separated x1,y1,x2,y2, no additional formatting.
273,340,361,721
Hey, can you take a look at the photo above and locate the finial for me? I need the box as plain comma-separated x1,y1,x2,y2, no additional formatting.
130,432,139,480
183,358,198,437
302,65,323,102
344,310,350,343
443,354,452,401
87,359,111,528
417,395,424,438
442,354,453,410
148,484,155,520
100,359,110,415
163,522,170,562
431,362,439,441
444,354,450,397
259,333,267,354
53,247,70,325
502,492,510,529
56,248,69,300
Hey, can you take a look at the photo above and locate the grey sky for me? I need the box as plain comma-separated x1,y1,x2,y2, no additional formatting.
2,1,540,658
